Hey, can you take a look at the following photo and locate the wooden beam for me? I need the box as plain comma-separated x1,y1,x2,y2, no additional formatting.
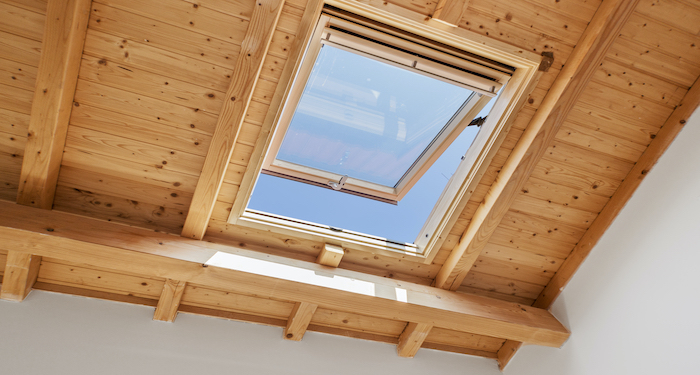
181,0,285,240
16,0,91,209
316,244,344,267
153,279,187,322
496,340,523,370
1,251,42,302
284,301,318,341
431,0,470,27
433,0,641,291
397,322,433,358
0,201,569,347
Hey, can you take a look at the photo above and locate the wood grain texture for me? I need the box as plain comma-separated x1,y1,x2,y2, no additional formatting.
397,322,433,357
432,0,470,26
0,251,41,301
182,0,285,240
153,278,187,322
16,0,91,209
316,244,344,267
434,0,641,291
284,301,318,341
0,200,570,347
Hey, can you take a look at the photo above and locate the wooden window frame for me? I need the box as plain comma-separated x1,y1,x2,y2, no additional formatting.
261,14,505,203
228,0,542,263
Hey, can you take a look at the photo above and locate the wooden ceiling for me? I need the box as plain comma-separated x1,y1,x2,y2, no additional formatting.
0,0,698,369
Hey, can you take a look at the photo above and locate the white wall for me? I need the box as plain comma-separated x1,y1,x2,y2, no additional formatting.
505,109,700,374
0,291,501,374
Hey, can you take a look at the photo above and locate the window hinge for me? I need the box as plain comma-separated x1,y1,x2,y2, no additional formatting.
328,175,348,190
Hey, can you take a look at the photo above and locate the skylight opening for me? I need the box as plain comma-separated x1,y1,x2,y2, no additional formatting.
227,8,543,258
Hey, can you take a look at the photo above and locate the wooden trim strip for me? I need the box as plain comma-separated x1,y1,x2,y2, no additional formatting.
16,0,91,209
0,251,42,302
284,301,318,341
397,322,433,358
181,0,286,240
433,0,641,291
0,201,569,348
153,279,187,322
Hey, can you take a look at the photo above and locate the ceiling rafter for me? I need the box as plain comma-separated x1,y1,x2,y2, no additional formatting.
433,0,641,291
181,0,286,240
284,301,318,341
16,0,91,209
153,278,187,322
0,251,42,302
0,201,569,348
397,322,433,358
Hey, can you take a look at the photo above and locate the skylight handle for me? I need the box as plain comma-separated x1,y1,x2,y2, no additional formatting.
328,175,348,191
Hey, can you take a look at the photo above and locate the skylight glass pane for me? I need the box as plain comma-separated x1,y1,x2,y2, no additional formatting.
249,101,496,244
276,44,474,187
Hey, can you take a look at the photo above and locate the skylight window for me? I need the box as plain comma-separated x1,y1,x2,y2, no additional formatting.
228,8,541,258
261,15,501,203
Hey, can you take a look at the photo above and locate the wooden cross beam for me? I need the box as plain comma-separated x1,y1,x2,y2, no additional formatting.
181,0,285,240
16,0,91,209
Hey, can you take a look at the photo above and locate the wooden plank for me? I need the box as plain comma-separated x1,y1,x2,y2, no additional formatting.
0,251,41,301
432,0,469,26
16,0,91,209
620,13,700,64
397,322,433,357
0,84,33,114
88,3,239,69
425,326,504,351
82,29,233,93
0,2,46,41
153,279,187,322
78,55,225,116
0,57,37,91
467,0,587,46
73,79,219,136
284,301,318,341
52,185,187,234
434,0,641,290
497,340,523,370
37,257,164,299
0,201,570,347
1,0,48,14
182,283,294,319
69,103,212,157
182,0,285,240
61,146,200,193
94,0,249,44
592,58,688,107
64,125,206,178
317,244,344,267
607,37,700,88
635,0,700,35
0,30,42,67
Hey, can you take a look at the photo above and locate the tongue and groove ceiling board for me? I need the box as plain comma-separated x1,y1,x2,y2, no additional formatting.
0,0,698,367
